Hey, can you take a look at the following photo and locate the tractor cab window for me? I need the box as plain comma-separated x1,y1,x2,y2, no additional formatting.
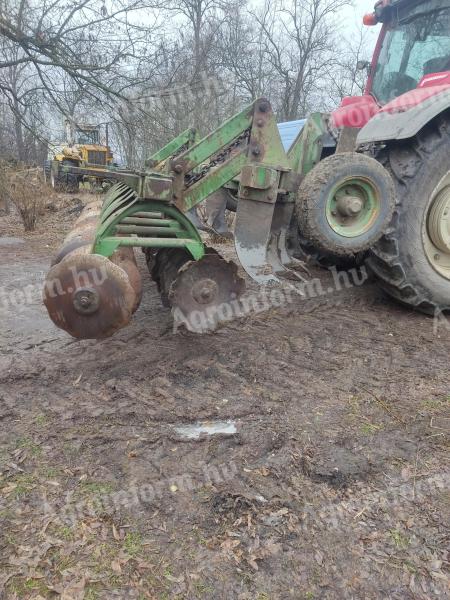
75,130,100,145
371,7,450,104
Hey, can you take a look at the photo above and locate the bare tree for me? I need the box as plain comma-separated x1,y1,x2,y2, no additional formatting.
0,0,161,137
326,24,373,103
0,0,374,166
249,0,350,120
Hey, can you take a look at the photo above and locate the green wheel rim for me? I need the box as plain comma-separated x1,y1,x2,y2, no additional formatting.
325,177,381,238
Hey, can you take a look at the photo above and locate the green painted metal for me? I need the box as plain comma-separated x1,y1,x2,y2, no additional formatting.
140,173,173,201
148,128,198,165
122,216,177,226
240,164,279,190
325,178,381,238
93,198,204,261
115,225,182,236
174,104,254,172
101,192,139,222
132,212,164,218
95,236,203,259
288,113,327,176
183,151,248,211
89,99,330,274
250,104,291,173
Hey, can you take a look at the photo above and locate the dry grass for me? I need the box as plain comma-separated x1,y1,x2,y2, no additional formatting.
0,163,54,231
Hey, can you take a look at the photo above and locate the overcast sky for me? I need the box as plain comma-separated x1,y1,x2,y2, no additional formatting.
342,0,382,53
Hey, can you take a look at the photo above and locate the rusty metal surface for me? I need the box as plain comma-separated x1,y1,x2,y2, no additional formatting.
169,252,245,333
110,248,143,313
45,198,143,338
44,254,136,340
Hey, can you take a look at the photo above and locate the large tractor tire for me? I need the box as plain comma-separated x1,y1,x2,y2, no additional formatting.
63,160,80,193
49,160,79,193
367,117,450,314
290,230,366,269
296,153,395,257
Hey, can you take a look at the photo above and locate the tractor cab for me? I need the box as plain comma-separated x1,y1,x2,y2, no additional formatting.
369,0,450,104
333,0,450,128
74,126,101,146
62,121,112,167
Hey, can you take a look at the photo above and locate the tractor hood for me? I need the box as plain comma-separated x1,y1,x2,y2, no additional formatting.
73,143,107,152
331,95,380,130
357,74,450,145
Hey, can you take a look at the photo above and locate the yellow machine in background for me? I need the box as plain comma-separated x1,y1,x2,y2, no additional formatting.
45,121,115,192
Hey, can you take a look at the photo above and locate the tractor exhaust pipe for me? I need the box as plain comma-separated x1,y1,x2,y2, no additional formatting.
43,201,142,340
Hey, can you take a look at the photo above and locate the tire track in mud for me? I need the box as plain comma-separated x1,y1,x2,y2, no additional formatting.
1,239,450,598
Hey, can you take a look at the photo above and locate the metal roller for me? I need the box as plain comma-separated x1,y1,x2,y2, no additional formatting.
44,200,142,340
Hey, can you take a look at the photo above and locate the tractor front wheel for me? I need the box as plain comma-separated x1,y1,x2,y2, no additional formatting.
367,117,450,314
296,153,395,257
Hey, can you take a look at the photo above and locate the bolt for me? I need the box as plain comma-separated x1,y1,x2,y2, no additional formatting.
242,189,249,197
79,295,90,307
73,288,99,315
252,146,261,156
173,164,183,174
336,194,363,217
256,118,264,127
258,102,269,113
331,210,337,216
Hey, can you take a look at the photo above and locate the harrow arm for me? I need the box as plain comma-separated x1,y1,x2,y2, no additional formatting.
146,127,198,171
44,97,311,340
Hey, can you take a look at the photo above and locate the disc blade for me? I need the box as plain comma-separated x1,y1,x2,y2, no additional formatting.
169,254,245,333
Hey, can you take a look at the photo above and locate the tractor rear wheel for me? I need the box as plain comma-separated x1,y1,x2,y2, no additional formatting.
63,160,80,193
49,160,79,193
367,117,450,314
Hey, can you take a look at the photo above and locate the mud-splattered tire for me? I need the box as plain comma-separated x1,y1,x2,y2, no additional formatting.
367,117,450,315
63,161,79,193
296,153,395,257
294,235,366,269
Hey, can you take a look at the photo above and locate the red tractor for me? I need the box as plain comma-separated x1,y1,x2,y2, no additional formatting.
298,0,450,314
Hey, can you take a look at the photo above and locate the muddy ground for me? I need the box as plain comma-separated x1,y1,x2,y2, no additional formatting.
0,195,449,600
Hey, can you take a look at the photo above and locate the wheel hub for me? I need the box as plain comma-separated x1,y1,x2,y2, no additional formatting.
73,287,100,315
425,183,450,279
336,194,364,217
191,278,219,304
169,253,245,333
326,179,381,238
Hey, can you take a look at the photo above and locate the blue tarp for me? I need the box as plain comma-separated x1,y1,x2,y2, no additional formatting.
277,119,306,151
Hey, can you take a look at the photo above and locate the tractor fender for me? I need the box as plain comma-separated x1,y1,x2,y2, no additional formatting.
356,88,450,145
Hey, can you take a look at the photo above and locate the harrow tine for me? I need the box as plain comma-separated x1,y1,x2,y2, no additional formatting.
266,202,308,282
234,197,280,285
235,196,307,285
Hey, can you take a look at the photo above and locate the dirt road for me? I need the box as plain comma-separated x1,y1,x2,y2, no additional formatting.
0,197,449,599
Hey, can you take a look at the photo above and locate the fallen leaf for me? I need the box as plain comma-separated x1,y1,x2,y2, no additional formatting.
111,560,122,574
112,523,121,541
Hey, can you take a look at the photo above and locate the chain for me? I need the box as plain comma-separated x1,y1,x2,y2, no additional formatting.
184,129,251,187
173,141,190,159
